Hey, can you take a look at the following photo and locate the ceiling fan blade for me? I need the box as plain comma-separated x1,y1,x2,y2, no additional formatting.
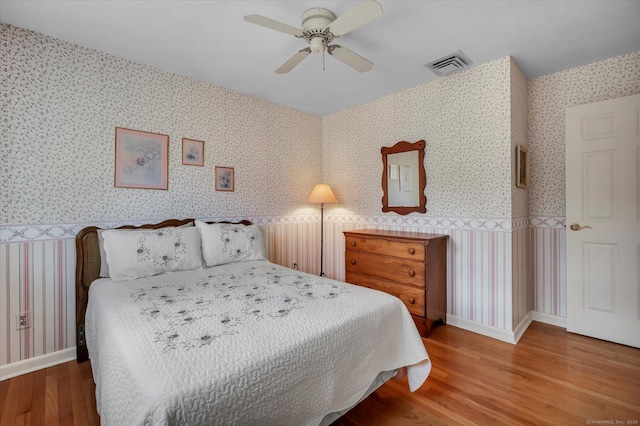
276,48,311,74
244,14,303,37
326,0,383,37
328,45,374,72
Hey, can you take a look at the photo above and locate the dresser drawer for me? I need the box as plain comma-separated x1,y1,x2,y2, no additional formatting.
346,236,425,261
345,251,425,288
344,229,448,338
346,272,425,317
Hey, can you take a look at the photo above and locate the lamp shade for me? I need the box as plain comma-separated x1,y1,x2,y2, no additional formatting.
308,184,337,204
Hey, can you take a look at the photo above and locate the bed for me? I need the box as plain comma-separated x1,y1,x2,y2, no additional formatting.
75,219,431,425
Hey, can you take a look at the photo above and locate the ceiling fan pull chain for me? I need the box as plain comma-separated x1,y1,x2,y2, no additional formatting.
323,49,326,71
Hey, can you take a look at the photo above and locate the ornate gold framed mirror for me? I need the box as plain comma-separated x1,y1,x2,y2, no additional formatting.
381,140,426,215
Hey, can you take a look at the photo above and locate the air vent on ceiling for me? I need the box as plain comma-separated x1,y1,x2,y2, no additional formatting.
424,51,473,77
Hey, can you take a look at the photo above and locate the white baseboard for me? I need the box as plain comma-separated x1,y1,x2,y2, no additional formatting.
513,313,533,343
446,311,567,346
531,311,567,328
446,315,523,344
0,347,76,381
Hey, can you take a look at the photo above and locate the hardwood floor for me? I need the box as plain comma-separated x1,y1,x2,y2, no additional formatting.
338,322,640,425
0,359,98,426
1,321,638,425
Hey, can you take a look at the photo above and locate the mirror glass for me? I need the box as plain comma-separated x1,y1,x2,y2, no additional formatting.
381,140,426,215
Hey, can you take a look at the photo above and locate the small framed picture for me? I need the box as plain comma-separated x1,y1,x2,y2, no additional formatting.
215,166,234,191
182,138,204,166
114,127,169,190
516,145,529,188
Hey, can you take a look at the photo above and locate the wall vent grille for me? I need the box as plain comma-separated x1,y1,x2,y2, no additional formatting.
424,51,473,77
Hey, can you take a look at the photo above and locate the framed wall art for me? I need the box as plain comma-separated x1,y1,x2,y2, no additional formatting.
182,138,204,166
114,127,169,190
215,166,234,191
516,145,529,189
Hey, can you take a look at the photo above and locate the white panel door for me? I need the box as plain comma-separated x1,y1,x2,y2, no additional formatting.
566,93,640,348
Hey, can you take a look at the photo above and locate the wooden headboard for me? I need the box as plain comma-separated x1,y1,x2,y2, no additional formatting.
75,218,252,362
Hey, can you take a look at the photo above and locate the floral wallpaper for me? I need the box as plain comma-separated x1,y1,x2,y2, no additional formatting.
322,57,514,219
510,58,529,219
0,24,323,226
528,51,640,217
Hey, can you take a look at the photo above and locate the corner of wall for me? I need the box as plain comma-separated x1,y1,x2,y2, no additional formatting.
509,57,531,330
509,57,530,220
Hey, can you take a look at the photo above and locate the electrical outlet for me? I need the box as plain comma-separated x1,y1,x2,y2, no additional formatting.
293,262,298,270
16,312,30,330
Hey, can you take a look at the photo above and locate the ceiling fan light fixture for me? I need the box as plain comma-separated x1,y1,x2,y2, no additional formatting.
310,37,326,54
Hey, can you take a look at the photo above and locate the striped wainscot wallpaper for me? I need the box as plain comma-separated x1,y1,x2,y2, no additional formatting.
0,239,75,367
0,216,321,379
1,214,566,378
529,217,567,325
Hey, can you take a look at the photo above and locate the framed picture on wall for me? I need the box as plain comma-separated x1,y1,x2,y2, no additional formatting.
516,145,529,188
182,138,204,166
114,127,169,190
215,166,234,191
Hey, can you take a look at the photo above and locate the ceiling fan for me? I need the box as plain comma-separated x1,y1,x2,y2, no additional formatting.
244,0,383,74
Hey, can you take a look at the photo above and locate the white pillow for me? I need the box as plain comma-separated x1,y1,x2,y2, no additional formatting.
102,226,203,281
195,219,266,267
97,222,194,278
97,229,111,278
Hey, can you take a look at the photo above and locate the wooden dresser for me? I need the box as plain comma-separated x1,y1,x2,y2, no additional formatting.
344,229,448,337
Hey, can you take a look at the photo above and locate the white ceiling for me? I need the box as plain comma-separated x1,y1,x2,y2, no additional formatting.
1,1,638,116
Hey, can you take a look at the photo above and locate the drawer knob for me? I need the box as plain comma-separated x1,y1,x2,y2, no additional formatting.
408,297,415,304
408,248,415,255
351,259,356,265
408,270,415,277
351,241,356,247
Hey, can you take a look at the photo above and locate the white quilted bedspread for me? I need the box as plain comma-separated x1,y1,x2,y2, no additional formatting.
86,260,431,425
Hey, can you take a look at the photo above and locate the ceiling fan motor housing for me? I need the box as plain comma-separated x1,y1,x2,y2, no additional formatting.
302,7,336,53
301,8,337,32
